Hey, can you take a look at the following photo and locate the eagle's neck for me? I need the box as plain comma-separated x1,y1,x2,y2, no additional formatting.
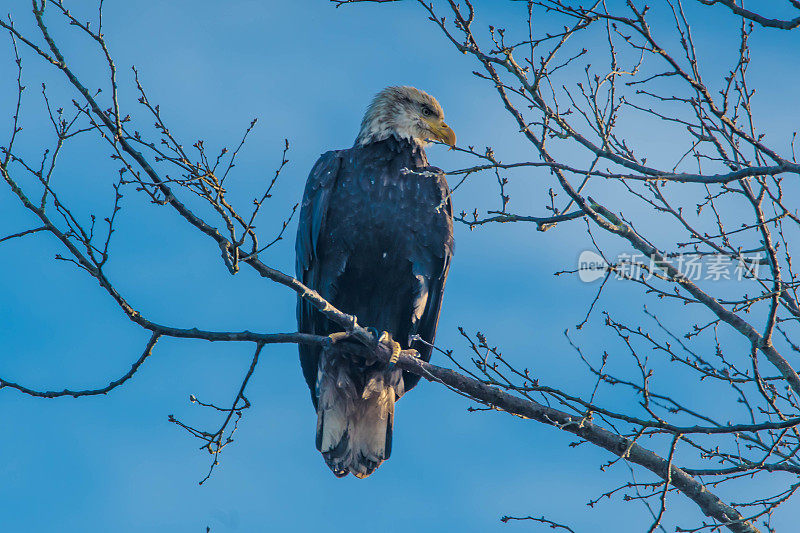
354,136,429,169
355,103,427,148
356,130,426,148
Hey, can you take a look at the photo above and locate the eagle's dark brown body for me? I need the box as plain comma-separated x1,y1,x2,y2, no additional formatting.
295,136,454,477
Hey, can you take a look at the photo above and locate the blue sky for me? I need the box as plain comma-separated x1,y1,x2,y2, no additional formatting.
1,1,798,532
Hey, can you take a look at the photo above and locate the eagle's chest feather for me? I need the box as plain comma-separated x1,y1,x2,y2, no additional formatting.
324,164,451,264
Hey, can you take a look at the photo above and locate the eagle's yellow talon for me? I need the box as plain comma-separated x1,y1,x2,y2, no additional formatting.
378,331,402,366
327,331,351,344
389,340,401,366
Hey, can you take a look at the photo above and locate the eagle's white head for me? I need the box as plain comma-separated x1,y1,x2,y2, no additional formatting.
355,86,456,148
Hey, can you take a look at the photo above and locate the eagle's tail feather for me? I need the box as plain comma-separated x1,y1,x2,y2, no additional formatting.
316,356,400,478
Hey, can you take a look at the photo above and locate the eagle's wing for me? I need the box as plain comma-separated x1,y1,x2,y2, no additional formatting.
405,166,454,394
295,150,343,407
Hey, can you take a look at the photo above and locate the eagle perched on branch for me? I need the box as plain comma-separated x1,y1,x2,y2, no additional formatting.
296,86,456,478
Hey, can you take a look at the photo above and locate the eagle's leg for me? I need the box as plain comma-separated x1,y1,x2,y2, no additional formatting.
327,313,361,344
377,330,402,368
364,327,402,367
328,327,401,368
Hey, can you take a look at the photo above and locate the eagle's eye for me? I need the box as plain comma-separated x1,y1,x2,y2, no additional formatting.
421,105,433,117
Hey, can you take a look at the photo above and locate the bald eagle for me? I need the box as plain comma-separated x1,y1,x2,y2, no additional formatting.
295,86,456,478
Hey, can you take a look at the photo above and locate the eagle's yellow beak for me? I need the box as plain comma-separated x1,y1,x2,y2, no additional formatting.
425,119,457,148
